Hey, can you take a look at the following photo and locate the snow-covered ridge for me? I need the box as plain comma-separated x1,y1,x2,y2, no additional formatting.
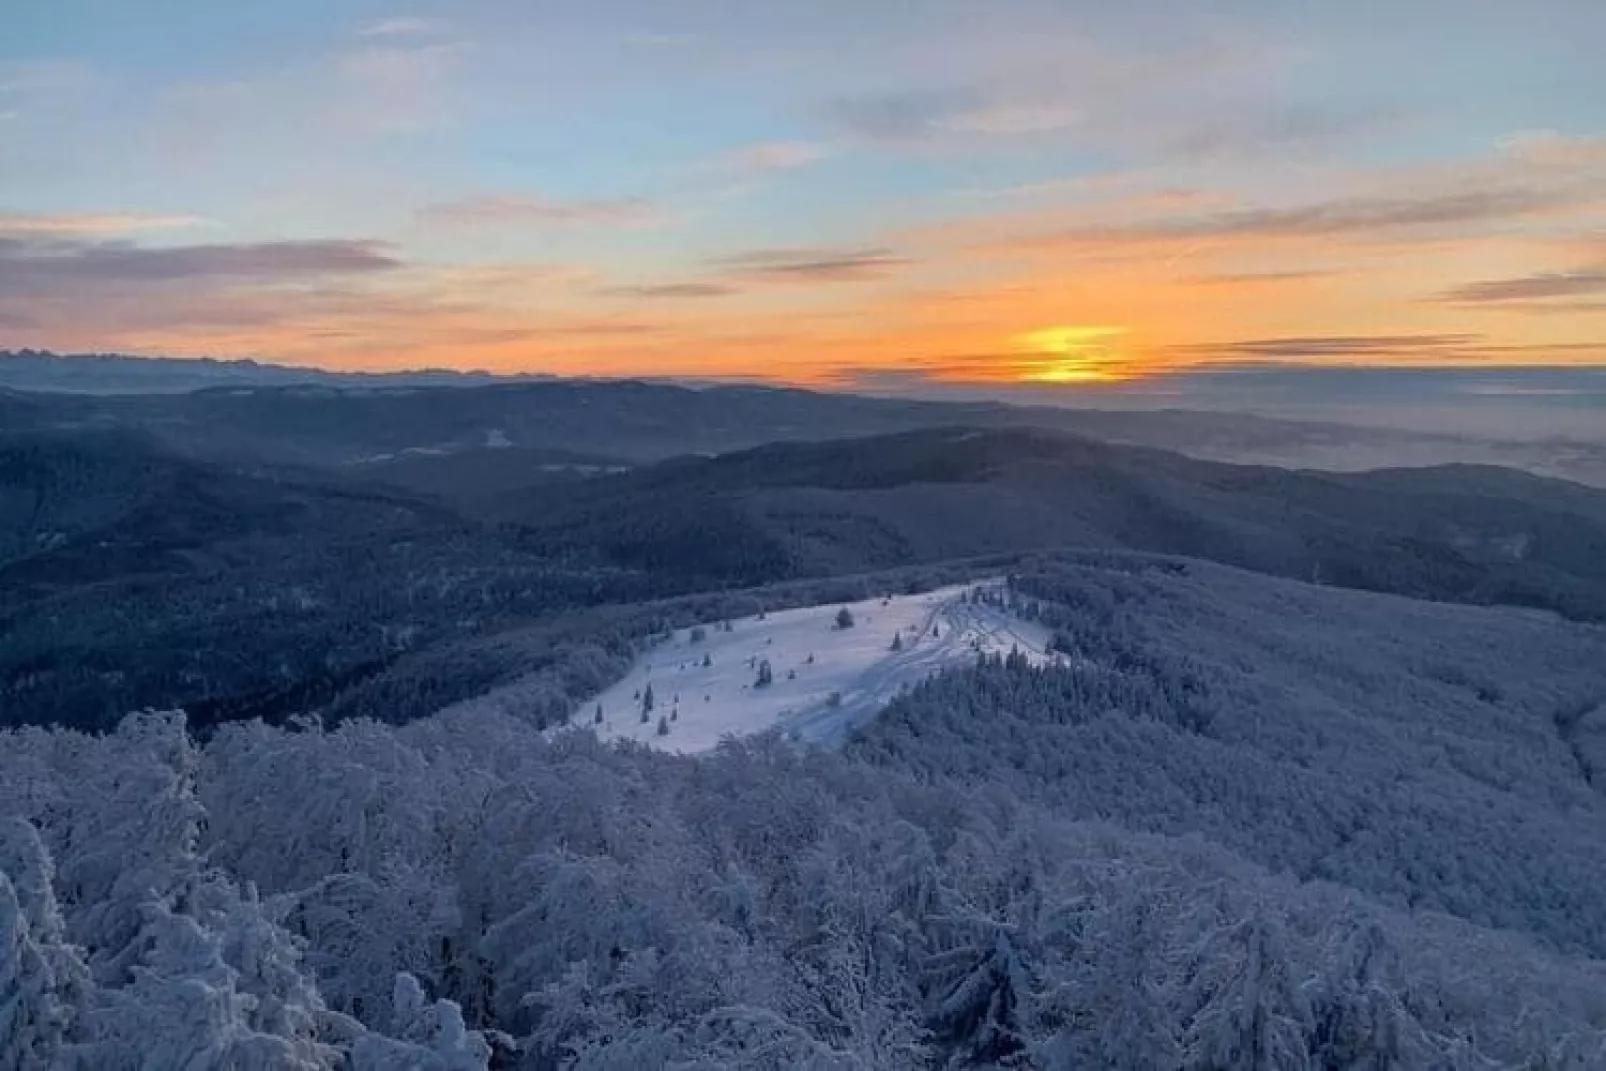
572,581,1055,753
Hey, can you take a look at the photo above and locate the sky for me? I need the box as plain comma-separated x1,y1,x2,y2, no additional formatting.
3,0,1605,412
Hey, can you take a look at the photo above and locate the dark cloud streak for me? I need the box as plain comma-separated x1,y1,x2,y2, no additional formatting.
418,194,659,227
1168,104,1396,160
1013,187,1588,248
713,246,911,283
1169,334,1483,361
0,236,401,287
1436,269,1606,304
601,282,739,300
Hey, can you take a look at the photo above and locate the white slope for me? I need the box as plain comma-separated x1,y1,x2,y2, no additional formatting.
573,581,1055,754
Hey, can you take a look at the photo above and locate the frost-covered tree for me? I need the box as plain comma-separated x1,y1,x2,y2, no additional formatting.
0,819,91,1068
1177,902,1312,1070
349,973,492,1071
1304,913,1435,1070
79,897,339,1070
921,912,1030,1067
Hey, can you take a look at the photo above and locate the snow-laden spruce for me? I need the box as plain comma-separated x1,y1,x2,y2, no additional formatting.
0,714,496,1069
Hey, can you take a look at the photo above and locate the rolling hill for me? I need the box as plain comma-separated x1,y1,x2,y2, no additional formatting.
4,364,1603,487
499,426,1606,620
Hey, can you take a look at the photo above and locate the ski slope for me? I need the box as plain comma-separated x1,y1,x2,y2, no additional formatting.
573,581,1055,754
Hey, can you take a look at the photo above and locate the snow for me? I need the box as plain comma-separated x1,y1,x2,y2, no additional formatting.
572,581,1056,754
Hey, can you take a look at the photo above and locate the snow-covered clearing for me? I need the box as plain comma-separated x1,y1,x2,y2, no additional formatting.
572,581,1055,754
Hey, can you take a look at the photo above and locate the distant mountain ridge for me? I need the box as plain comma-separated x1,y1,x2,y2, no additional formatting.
4,352,1605,486
0,348,553,394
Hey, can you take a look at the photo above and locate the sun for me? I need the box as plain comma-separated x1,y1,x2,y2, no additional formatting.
1011,325,1131,384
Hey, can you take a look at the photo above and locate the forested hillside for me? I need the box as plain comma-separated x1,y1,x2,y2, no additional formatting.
0,433,643,731
7,425,1606,735
3,555,1605,1067
5,366,1603,486
854,556,1606,955
504,428,1606,620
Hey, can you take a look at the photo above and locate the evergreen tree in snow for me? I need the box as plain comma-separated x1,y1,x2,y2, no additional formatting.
81,897,338,1071
921,913,1030,1067
1177,902,1313,1071
1035,897,1180,1070
63,712,208,988
0,818,92,1068
348,973,492,1071
1305,913,1435,1070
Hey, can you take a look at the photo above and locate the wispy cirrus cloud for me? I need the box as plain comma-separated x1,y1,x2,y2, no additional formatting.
820,87,980,142
1435,268,1606,304
705,141,828,175
357,16,447,39
1187,269,1346,287
1008,187,1591,250
0,211,206,237
1168,334,1485,363
922,134,1606,266
820,85,1078,144
1166,104,1399,161
598,247,909,301
418,193,661,227
713,246,912,284
602,282,739,300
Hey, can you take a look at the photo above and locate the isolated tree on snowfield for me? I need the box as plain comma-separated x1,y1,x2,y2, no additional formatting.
836,607,855,630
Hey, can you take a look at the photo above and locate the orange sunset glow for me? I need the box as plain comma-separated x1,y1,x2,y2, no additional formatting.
3,3,1604,403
